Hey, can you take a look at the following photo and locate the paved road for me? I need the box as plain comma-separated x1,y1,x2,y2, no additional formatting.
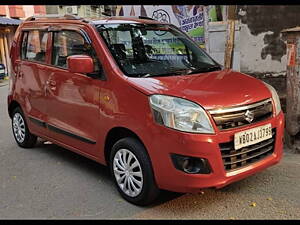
0,84,299,219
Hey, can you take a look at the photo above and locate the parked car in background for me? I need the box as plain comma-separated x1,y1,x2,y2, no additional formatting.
0,64,5,80
8,15,284,205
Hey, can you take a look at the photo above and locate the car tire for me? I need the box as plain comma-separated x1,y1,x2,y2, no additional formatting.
110,137,160,206
11,107,37,148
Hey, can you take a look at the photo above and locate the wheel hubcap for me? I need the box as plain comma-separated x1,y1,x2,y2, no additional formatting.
13,113,26,143
113,149,143,197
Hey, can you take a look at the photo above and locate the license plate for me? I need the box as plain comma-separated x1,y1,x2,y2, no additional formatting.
0,69,4,74
234,124,272,150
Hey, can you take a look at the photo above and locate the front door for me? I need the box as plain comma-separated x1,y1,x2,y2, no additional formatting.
44,29,104,156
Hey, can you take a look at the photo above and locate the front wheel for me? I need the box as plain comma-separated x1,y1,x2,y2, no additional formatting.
110,137,160,206
11,107,37,148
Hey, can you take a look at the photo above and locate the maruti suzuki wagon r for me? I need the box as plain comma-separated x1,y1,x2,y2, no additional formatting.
8,15,284,205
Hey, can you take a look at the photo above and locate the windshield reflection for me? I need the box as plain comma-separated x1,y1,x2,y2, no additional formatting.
97,23,220,78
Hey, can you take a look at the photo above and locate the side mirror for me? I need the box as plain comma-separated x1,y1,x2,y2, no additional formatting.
67,55,94,74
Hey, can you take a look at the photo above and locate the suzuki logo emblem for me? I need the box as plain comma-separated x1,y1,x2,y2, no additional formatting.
244,110,254,123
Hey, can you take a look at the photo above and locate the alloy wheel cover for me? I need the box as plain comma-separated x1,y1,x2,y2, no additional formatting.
13,113,26,143
113,149,144,197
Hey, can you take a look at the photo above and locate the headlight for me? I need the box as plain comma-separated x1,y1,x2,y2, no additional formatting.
149,95,214,134
263,82,281,116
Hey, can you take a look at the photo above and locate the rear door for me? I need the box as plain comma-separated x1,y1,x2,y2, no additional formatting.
44,28,104,156
17,29,51,136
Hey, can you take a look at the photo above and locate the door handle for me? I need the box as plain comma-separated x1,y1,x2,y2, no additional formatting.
46,80,56,91
46,80,56,86
18,72,24,79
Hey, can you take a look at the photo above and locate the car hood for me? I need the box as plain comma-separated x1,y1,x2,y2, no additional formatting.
126,70,272,110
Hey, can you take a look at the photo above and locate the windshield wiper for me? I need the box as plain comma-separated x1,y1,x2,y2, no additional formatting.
139,65,221,78
187,65,222,75
141,70,188,78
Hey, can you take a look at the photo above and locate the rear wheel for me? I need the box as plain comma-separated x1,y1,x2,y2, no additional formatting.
110,137,160,206
11,107,37,148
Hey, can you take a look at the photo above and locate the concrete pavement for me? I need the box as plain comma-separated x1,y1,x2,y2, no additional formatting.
0,79,8,87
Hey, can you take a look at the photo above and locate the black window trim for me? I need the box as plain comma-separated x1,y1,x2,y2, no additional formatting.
20,31,28,60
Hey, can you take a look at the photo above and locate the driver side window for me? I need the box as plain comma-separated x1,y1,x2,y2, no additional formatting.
51,30,102,75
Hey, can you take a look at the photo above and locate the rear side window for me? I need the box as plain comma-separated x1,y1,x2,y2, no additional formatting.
51,30,101,73
21,30,48,63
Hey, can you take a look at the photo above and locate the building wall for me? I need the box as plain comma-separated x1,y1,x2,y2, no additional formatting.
237,5,300,103
0,6,6,16
23,5,35,18
46,5,104,18
207,21,241,71
45,6,58,14
0,5,46,19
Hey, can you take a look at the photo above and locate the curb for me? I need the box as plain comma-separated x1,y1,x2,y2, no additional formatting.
0,80,9,87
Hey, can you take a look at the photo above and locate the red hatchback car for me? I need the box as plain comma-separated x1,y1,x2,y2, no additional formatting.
8,15,284,205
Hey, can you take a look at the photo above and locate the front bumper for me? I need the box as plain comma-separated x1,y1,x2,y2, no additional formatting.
146,111,284,193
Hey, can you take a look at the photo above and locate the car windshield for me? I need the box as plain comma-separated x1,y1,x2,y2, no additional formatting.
96,23,221,78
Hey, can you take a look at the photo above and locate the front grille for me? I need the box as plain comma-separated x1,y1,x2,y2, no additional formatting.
219,128,276,171
209,99,273,130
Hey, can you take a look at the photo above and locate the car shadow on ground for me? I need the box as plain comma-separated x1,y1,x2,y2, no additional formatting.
32,138,184,206
34,138,113,183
